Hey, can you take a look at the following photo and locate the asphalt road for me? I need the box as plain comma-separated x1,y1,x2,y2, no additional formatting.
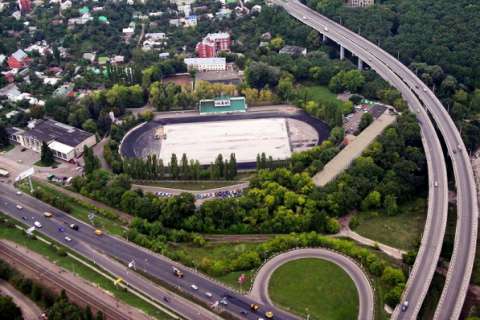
249,248,374,320
272,0,458,318
0,183,296,320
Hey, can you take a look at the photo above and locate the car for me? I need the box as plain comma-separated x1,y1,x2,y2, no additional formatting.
33,221,42,228
423,87,428,92
16,191,22,195
58,227,65,232
43,212,53,218
172,267,184,278
21,216,27,220
69,224,79,231
415,84,420,89
324,26,328,32
302,15,308,20
401,300,409,312
191,284,199,290
205,292,212,298
16,205,23,210
220,298,228,305
265,311,274,319
434,181,439,187
94,229,103,236
240,311,248,315
251,304,260,312
64,236,72,242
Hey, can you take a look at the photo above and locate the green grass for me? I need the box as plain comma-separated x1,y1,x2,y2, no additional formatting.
0,218,174,319
18,180,126,236
298,85,341,105
133,180,244,190
353,198,427,251
268,258,359,320
168,242,258,291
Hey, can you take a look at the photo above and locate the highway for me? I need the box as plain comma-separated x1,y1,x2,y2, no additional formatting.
274,0,478,319
249,248,374,320
0,183,296,320
273,0,449,318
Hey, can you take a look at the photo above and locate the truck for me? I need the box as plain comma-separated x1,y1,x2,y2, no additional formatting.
172,267,184,278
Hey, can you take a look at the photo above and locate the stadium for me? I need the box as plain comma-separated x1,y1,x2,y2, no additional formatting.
120,104,330,168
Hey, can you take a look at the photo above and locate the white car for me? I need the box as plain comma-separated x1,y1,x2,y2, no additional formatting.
434,181,439,187
191,284,199,291
423,87,428,92
64,236,72,242
324,26,329,32
205,292,212,298
16,191,22,195
16,205,23,210
34,221,42,228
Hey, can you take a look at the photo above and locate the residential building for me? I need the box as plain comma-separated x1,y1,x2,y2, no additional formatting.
7,119,96,161
198,96,247,114
346,0,374,7
17,0,31,12
279,45,307,56
184,57,226,71
7,49,30,69
195,32,231,58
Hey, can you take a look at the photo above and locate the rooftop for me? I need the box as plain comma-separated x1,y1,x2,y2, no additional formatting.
279,45,307,56
199,96,247,114
23,119,94,147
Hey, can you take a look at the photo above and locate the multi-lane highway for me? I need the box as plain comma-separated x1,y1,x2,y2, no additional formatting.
0,183,298,320
249,248,374,320
274,1,478,319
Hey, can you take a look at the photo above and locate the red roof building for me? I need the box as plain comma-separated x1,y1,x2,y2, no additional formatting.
7,49,30,69
18,0,31,12
195,32,231,58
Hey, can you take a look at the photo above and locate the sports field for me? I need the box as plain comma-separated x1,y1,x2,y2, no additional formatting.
158,118,292,164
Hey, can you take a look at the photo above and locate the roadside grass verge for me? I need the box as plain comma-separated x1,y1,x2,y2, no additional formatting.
353,198,427,251
0,214,174,320
268,258,359,320
17,180,126,236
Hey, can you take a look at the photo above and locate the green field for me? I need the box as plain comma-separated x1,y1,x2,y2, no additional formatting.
353,198,427,251
0,217,174,319
268,258,359,320
298,85,342,105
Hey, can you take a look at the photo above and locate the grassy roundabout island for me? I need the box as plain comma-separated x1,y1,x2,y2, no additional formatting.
268,258,359,320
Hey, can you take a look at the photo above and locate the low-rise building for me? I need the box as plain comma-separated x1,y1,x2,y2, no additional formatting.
7,49,30,69
198,96,247,114
279,45,307,56
7,119,96,161
184,57,226,71
346,0,374,7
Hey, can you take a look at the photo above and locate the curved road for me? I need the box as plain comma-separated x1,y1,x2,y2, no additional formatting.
249,248,374,320
273,0,450,318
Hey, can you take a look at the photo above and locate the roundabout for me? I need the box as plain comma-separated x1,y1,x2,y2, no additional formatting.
249,248,374,320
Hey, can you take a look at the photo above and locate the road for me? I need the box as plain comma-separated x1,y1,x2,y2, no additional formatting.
249,248,374,320
0,279,43,320
272,0,456,318
0,183,297,320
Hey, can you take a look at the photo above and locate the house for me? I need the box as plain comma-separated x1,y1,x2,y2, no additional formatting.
82,52,96,63
53,83,74,97
252,4,262,12
145,33,167,41
18,0,31,13
60,0,72,10
196,32,231,58
7,119,96,162
198,96,247,114
0,84,22,101
215,8,231,19
178,4,191,16
279,45,307,56
185,15,197,27
7,49,30,69
184,57,226,71
111,55,124,64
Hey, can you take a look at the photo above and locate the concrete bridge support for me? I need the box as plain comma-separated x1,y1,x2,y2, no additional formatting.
340,46,345,60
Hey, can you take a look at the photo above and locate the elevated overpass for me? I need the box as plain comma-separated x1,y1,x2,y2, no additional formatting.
274,0,477,318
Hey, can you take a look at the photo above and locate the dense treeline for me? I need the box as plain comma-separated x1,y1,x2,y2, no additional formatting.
305,0,480,151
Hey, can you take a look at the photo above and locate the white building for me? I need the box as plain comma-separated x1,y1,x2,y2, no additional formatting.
347,0,374,7
7,119,96,161
184,57,226,71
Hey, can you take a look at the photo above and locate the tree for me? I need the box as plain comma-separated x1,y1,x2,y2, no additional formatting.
41,141,54,166
0,124,10,148
277,77,295,102
384,195,399,216
84,306,94,320
83,146,100,175
381,267,405,286
170,153,179,179
245,62,281,89
358,113,373,132
0,296,22,320
361,191,381,210
270,36,284,50
329,126,345,144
